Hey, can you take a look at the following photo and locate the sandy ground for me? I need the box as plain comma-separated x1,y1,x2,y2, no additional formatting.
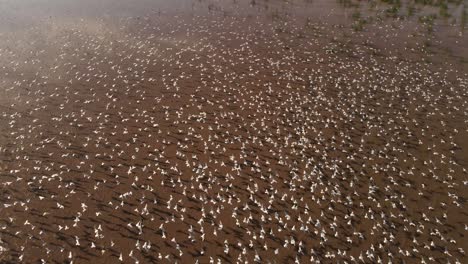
0,0,467,263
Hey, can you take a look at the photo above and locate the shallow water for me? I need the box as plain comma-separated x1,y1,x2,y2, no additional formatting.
0,0,467,263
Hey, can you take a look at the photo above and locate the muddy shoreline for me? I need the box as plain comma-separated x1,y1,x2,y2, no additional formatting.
0,0,467,263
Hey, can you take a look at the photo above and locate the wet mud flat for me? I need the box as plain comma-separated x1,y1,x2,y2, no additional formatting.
0,0,467,263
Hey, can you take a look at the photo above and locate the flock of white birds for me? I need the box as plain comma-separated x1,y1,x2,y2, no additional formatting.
0,1,467,264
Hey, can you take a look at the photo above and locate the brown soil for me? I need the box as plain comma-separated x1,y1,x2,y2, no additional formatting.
0,0,467,263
